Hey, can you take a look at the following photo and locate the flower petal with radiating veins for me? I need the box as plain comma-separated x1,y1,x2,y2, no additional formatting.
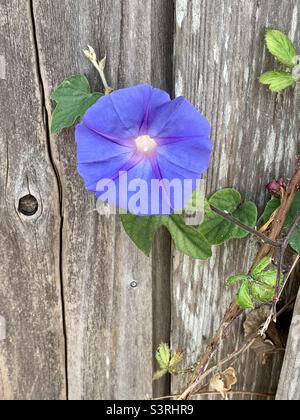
82,84,170,142
75,84,213,215
157,137,212,176
149,96,211,139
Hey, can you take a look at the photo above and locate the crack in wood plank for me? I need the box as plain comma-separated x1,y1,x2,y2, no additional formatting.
0,0,66,400
28,0,68,400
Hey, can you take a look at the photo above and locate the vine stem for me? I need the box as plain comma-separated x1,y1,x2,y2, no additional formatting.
83,46,113,95
178,158,300,400
96,57,113,95
275,294,298,319
211,202,300,319
261,255,300,333
278,254,300,301
210,205,282,248
177,339,255,400
254,157,300,263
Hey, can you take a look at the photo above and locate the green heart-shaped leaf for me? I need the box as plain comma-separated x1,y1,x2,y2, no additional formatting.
120,214,162,256
162,215,212,260
198,188,258,245
121,214,212,260
51,75,102,134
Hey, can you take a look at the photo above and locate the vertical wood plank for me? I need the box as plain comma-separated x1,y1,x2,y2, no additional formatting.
32,0,173,400
276,287,300,400
0,0,66,400
172,0,299,399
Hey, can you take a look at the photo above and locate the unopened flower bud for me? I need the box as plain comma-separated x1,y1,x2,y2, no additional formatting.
99,56,107,71
266,178,286,195
83,45,97,63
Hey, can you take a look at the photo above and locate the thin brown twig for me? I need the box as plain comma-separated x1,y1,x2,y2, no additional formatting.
210,205,281,248
195,339,255,385
153,390,275,401
254,157,300,263
197,304,243,376
279,254,300,300
178,158,300,400
213,204,300,320
275,295,297,319
273,247,285,319
261,250,300,334
273,210,300,318
177,339,255,400
259,209,278,233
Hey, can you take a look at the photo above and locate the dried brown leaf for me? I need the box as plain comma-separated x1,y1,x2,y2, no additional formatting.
244,305,285,364
209,367,237,400
244,305,271,338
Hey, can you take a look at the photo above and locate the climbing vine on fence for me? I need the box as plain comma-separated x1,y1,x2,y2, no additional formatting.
51,28,300,399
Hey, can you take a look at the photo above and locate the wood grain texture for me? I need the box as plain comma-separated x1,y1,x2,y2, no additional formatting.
1,0,299,401
172,0,300,400
0,0,66,400
276,286,300,400
31,0,173,400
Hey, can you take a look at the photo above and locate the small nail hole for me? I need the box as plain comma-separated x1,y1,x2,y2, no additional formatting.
130,281,138,289
18,195,38,216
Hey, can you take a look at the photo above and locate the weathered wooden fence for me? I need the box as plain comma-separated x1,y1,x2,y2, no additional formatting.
0,0,299,400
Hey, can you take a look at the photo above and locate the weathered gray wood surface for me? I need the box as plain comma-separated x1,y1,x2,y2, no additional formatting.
31,0,173,400
276,287,300,400
172,0,300,400
0,0,299,400
0,0,66,400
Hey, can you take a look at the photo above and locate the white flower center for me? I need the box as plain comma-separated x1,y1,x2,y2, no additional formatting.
135,135,157,154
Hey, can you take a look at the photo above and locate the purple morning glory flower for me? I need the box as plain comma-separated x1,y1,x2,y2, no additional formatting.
75,84,212,215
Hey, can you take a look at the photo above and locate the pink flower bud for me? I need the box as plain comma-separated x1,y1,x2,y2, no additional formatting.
266,178,286,195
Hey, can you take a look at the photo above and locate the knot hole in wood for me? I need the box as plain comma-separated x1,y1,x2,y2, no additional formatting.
18,194,38,216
